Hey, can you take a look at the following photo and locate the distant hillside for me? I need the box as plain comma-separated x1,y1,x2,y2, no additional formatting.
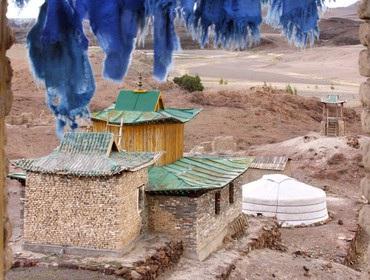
323,2,359,20
8,5,361,48
318,17,360,46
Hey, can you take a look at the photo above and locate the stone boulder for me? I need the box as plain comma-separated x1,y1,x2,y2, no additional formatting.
359,49,370,77
211,136,237,154
361,177,370,202
359,0,370,19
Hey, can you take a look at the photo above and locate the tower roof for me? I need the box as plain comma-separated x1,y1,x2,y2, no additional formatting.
320,95,346,104
115,90,163,112
92,106,201,125
92,89,201,125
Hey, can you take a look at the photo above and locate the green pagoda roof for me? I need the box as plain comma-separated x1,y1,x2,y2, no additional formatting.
320,95,346,104
92,106,201,125
148,156,254,193
115,90,162,112
13,132,158,177
92,89,201,124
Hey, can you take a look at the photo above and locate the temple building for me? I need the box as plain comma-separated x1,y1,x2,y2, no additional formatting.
91,87,253,260
13,87,253,260
13,132,158,256
91,89,201,165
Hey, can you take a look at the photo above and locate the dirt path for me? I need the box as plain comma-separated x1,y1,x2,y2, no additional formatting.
6,268,120,280
229,249,361,280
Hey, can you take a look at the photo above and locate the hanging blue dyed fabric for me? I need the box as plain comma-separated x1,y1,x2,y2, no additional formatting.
85,0,146,81
27,1,95,138
14,0,28,7
147,0,180,80
264,0,324,47
192,0,226,48
221,0,262,49
21,0,327,137
182,0,261,49
180,0,196,28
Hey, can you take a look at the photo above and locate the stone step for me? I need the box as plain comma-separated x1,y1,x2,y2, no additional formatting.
12,235,183,280
161,217,281,280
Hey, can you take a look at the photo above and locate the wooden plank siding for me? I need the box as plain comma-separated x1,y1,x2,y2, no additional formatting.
92,120,184,166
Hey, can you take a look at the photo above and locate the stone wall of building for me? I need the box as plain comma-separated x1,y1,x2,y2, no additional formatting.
147,178,243,260
24,169,148,253
359,1,370,277
195,179,243,260
0,0,13,277
147,194,198,254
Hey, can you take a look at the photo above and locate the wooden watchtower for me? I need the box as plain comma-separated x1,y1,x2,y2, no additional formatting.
320,95,346,137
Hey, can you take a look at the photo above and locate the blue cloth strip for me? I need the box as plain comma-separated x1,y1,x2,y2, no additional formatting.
23,0,325,136
27,1,95,138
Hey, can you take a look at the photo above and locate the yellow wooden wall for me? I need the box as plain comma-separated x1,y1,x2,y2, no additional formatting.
92,121,184,166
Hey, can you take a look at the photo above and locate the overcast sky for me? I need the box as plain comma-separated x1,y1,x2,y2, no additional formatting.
7,0,360,19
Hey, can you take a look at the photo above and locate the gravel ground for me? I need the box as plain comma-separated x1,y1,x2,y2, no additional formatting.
6,267,120,280
229,249,362,280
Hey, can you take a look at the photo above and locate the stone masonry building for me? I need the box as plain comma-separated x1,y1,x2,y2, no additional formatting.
13,132,157,256
13,87,253,261
91,88,253,260
147,157,253,260
13,132,252,260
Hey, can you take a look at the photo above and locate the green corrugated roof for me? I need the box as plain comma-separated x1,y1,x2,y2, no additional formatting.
12,132,158,176
148,156,254,193
91,107,201,124
321,95,345,104
115,90,161,112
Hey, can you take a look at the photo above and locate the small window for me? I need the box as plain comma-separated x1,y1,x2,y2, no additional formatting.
215,191,221,215
137,186,145,212
229,182,235,204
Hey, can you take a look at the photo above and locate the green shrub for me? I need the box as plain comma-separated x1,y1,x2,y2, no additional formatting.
219,78,229,85
285,84,297,95
173,74,204,92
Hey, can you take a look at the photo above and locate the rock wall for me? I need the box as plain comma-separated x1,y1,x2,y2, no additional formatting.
13,239,184,280
24,170,147,253
0,0,12,278
147,179,243,261
359,1,370,278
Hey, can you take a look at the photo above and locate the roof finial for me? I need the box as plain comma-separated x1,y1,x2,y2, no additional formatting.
137,72,144,91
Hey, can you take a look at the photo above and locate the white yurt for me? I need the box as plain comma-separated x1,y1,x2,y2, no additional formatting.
242,174,328,227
